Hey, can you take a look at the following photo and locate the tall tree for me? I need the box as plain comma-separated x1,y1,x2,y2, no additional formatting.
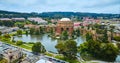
55,40,77,59
65,40,77,59
76,28,80,36
86,33,92,41
78,40,119,61
32,42,46,54
35,29,40,35
61,30,68,40
102,29,109,43
0,31,2,36
39,27,44,34
30,28,35,35
25,30,28,35
17,30,22,35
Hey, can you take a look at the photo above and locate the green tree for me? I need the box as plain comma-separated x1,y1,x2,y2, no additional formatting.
0,58,8,63
15,22,24,28
76,28,80,36
35,29,40,35
86,33,92,41
0,31,2,36
78,40,119,61
113,36,120,41
55,41,65,54
25,30,29,35
94,24,100,29
116,43,120,49
61,30,68,40
3,34,11,38
65,40,77,59
17,30,22,35
39,27,44,34
100,43,119,61
50,28,54,35
55,40,77,60
16,40,23,45
30,28,35,34
32,42,46,54
102,29,109,43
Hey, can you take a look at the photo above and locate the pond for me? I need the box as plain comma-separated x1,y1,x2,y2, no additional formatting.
14,34,86,53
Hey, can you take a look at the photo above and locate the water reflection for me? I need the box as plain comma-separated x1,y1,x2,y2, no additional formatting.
116,55,120,62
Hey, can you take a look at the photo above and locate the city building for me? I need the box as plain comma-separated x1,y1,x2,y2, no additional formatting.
0,27,19,33
0,18,12,21
3,48,23,63
11,18,25,21
28,17,48,25
82,17,100,26
74,22,82,28
51,19,59,24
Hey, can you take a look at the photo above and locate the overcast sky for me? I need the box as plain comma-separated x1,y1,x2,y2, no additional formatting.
0,0,120,14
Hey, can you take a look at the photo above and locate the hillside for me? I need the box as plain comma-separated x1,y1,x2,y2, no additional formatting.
0,10,120,19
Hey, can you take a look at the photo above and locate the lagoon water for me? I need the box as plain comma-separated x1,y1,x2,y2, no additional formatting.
14,34,86,53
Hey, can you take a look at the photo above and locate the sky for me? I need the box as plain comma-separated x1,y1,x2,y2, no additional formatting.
0,0,120,14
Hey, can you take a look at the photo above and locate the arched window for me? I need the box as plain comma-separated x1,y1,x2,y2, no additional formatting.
66,28,69,31
61,28,64,31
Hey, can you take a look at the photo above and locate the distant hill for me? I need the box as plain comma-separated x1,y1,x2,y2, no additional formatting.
0,10,120,19
0,10,39,19
39,12,120,19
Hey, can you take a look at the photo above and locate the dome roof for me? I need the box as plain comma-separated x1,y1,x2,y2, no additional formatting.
60,18,71,21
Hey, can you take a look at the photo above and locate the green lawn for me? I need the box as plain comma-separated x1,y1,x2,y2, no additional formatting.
0,36,33,51
19,44,32,51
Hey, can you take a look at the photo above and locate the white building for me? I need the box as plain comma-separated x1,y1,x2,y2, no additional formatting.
28,17,48,25
0,27,19,33
0,18,12,21
11,18,25,21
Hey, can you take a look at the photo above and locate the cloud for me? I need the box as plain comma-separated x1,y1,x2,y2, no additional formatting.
84,0,120,8
0,0,120,14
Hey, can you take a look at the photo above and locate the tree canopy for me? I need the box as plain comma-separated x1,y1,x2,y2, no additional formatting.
78,40,119,61
32,42,46,54
55,40,77,60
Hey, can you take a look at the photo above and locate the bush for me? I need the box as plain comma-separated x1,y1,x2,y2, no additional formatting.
16,40,23,45
32,42,46,54
0,58,8,63
28,42,34,44
114,36,120,41
116,43,120,49
17,30,22,35
0,31,2,36
2,38,10,41
3,34,11,38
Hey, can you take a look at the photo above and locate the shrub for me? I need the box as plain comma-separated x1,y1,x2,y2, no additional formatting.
16,40,23,45
3,34,11,38
114,36,120,41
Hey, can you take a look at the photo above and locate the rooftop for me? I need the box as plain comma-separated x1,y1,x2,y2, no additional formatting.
60,18,71,21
